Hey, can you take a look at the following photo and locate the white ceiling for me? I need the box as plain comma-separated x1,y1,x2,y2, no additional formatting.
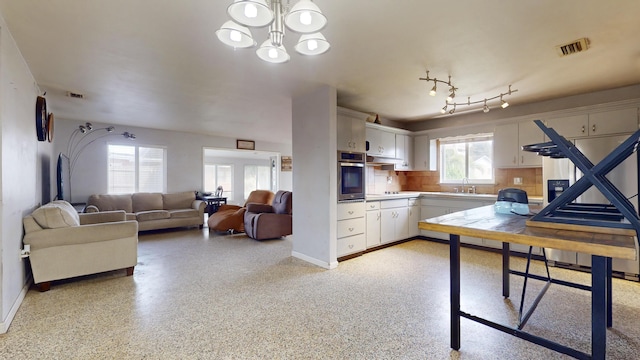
2,1,640,144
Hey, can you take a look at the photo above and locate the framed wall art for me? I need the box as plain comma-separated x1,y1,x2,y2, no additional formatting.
236,139,255,150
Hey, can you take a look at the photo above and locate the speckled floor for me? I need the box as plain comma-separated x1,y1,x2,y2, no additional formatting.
2,228,639,359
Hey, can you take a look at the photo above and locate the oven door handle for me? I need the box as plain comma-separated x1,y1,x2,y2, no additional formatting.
339,162,364,167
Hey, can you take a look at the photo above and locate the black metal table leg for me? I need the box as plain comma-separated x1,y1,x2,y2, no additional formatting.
592,255,607,360
450,234,461,350
607,256,612,328
502,242,510,298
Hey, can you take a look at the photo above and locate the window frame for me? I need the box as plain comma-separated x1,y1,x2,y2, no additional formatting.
107,144,167,194
438,133,495,185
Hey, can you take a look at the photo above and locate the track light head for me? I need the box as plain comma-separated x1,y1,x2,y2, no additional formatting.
441,105,447,114
429,83,437,96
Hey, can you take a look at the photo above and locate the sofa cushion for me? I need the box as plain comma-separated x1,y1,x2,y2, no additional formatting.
132,193,163,213
136,210,170,222
163,191,195,210
87,194,133,213
168,209,199,219
31,201,80,229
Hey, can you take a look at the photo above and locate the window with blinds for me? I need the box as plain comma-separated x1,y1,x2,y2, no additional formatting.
204,164,233,200
439,133,494,184
108,145,166,194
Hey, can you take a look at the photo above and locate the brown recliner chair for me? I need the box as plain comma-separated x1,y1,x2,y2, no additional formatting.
244,191,292,240
207,190,274,233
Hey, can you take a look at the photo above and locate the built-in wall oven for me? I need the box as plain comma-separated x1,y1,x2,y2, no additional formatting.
338,151,365,202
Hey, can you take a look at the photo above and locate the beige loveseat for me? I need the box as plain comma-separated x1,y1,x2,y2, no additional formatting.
23,200,138,291
86,191,205,231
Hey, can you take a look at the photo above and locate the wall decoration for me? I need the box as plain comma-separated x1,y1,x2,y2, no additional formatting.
47,113,55,142
35,96,47,141
281,156,292,171
236,139,255,150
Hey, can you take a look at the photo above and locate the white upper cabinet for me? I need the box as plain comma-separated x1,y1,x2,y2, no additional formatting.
395,134,413,170
494,121,543,168
337,108,366,153
545,107,638,140
413,135,430,171
588,108,638,136
366,127,396,158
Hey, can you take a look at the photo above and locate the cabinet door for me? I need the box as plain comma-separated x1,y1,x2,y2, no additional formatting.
336,116,353,151
395,207,409,240
408,201,420,237
380,208,397,244
379,130,396,158
366,210,381,248
414,135,430,170
588,108,638,136
395,134,406,170
366,127,382,155
404,135,414,170
494,123,519,167
518,121,543,167
545,114,588,139
351,117,366,153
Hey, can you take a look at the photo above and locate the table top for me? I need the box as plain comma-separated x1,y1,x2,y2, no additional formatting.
201,196,226,201
419,205,637,260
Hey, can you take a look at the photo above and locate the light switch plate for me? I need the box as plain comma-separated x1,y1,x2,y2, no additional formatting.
513,177,522,185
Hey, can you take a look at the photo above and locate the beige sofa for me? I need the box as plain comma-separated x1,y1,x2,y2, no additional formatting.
86,191,205,231
23,200,138,291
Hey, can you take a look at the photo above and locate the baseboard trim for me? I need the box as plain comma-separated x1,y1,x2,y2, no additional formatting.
0,277,31,334
291,251,338,269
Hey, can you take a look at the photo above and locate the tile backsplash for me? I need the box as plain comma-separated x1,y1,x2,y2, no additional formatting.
366,166,542,196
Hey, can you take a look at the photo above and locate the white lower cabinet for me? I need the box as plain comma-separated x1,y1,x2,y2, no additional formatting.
419,197,491,246
365,201,381,248
380,199,409,244
408,198,420,237
337,202,366,257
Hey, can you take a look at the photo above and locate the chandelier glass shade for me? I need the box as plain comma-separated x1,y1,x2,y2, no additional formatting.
217,0,330,63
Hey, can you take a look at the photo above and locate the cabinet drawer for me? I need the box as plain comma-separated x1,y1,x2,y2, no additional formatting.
380,199,407,209
337,233,366,257
337,202,365,220
366,201,380,211
337,217,365,238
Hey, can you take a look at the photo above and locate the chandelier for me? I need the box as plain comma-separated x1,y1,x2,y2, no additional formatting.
419,70,518,115
216,0,330,63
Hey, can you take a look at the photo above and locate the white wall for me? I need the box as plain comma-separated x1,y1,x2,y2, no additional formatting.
0,16,51,332
291,85,338,269
53,119,293,203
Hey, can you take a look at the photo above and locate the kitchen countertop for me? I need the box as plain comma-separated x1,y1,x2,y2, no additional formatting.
366,191,543,203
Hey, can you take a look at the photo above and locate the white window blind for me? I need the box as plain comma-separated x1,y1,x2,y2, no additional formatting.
244,165,270,199
439,133,494,184
108,145,166,194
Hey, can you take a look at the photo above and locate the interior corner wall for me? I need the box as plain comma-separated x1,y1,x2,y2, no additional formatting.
291,85,337,268
0,14,51,332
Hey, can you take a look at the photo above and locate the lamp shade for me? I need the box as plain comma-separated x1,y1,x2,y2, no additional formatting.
256,39,290,63
284,0,327,33
216,20,256,48
227,0,274,27
294,33,330,56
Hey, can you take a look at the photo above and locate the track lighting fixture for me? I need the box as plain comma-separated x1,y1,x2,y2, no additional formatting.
217,0,330,64
420,70,518,115
420,71,457,99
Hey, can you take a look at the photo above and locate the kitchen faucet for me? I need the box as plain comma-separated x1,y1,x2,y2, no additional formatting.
462,177,469,193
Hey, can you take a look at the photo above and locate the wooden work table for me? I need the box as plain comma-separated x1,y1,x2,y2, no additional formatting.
419,205,637,360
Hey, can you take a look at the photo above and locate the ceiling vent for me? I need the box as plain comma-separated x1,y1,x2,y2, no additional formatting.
555,38,589,57
66,91,85,99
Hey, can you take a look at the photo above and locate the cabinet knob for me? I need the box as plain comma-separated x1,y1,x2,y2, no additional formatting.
348,227,354,232
581,125,585,133
521,155,524,164
592,124,596,133
348,210,354,215
348,244,354,249
513,156,517,164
